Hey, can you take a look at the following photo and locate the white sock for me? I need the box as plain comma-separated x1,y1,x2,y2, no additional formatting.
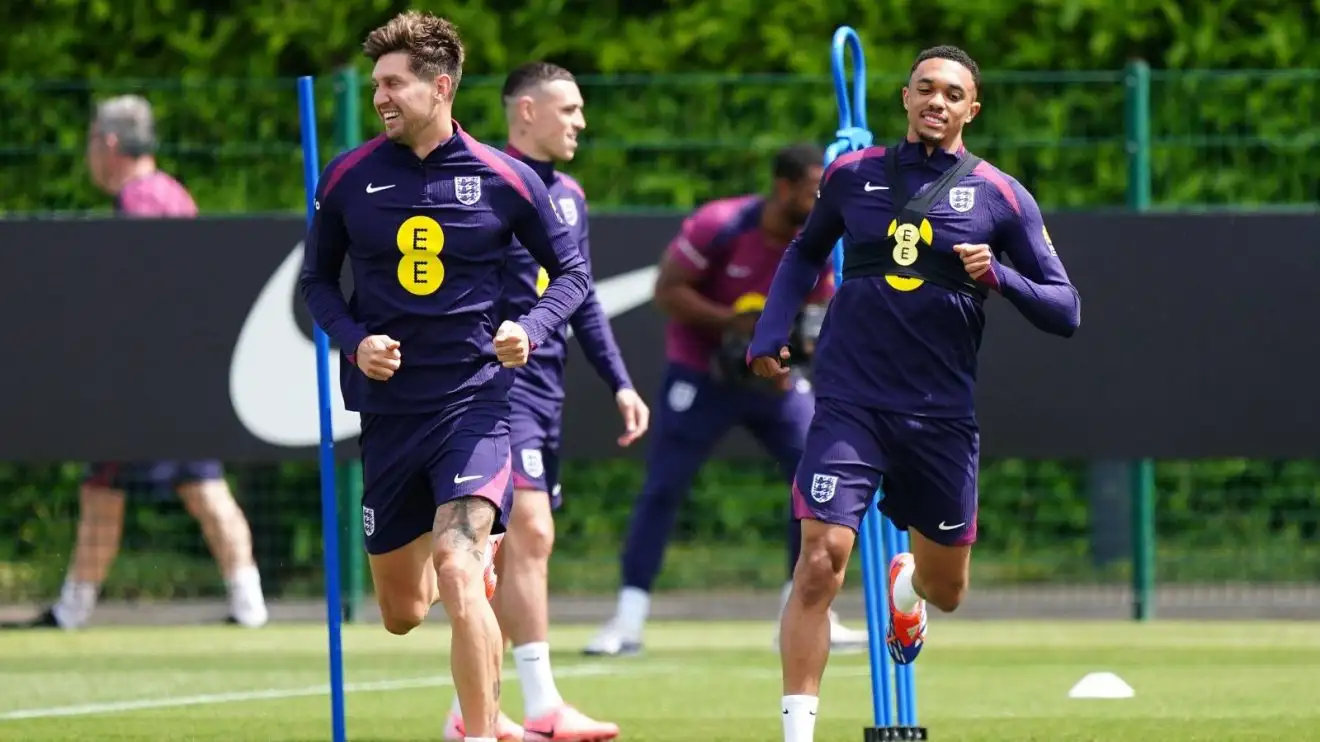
616,586,650,636
892,559,921,614
464,738,496,742
781,694,819,742
513,642,563,718
52,580,98,629
225,565,268,627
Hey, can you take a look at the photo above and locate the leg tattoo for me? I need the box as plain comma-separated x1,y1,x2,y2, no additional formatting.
434,497,496,563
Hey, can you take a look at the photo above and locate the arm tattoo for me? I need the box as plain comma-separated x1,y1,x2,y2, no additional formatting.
433,496,496,562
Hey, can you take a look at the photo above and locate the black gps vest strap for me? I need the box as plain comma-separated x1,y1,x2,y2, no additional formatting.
885,142,981,224
842,140,987,299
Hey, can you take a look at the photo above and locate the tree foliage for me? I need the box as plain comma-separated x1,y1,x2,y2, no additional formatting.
1,0,1316,213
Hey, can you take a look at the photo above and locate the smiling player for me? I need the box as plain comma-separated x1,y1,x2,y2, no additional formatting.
747,46,1081,742
442,61,641,742
298,13,590,742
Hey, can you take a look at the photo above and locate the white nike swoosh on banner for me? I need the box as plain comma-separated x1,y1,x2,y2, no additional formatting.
230,247,659,447
566,265,658,339
229,243,361,447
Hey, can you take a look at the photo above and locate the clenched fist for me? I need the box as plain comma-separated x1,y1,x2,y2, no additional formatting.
953,243,994,281
493,321,531,368
750,346,792,383
355,335,401,381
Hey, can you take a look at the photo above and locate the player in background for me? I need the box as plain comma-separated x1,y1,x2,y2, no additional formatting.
298,14,591,742
442,61,642,742
583,144,869,657
2,95,269,632
748,47,1081,742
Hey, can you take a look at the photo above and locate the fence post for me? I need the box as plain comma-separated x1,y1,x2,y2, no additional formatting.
332,64,366,623
1123,59,1155,621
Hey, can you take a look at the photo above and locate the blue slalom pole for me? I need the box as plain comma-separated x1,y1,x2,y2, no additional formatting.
823,25,889,727
824,28,922,739
297,75,348,742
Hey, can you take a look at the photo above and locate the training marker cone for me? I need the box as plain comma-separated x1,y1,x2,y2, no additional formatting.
1068,671,1135,699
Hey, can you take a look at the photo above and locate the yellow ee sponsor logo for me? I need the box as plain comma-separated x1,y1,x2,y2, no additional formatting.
395,216,445,296
885,218,934,292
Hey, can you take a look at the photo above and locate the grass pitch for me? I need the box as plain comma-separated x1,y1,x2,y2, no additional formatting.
2,619,1318,740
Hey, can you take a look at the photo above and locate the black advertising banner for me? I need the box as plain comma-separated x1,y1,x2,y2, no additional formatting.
1,212,1316,461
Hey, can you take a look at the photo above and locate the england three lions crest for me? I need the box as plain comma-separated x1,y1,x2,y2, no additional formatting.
454,176,481,205
949,186,975,213
557,198,579,226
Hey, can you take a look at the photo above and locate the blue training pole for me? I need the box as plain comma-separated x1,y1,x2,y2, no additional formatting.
823,27,918,733
297,75,348,742
822,26,888,727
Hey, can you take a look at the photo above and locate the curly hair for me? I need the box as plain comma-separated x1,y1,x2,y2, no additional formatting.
363,11,465,92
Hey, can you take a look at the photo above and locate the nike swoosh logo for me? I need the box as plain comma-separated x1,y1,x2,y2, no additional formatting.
365,183,394,193
564,265,658,339
864,182,888,191
229,242,361,446
454,474,482,484
938,521,965,530
232,251,659,447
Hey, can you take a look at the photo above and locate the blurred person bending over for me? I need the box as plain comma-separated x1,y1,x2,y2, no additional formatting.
298,14,590,742
3,95,268,631
747,47,1080,742
443,61,642,742
583,144,869,657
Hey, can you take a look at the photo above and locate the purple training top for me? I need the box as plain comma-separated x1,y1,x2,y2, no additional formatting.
298,123,591,415
750,139,1080,417
501,146,632,409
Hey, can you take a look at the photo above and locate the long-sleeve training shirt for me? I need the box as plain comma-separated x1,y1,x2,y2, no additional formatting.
299,124,591,415
750,139,1080,418
501,146,632,407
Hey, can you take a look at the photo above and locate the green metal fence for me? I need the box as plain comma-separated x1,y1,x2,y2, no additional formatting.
0,67,1317,626
3,65,1317,214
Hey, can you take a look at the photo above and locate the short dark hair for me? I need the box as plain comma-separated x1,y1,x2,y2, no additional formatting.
772,143,824,183
502,62,576,103
910,45,981,91
362,11,465,90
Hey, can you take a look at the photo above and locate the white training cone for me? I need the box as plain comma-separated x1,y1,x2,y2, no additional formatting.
1068,671,1134,699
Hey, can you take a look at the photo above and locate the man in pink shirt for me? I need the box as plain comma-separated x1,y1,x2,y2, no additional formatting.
584,144,868,656
3,95,269,632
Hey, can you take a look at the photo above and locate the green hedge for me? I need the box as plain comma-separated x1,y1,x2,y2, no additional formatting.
2,1,1318,213
2,458,1318,600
